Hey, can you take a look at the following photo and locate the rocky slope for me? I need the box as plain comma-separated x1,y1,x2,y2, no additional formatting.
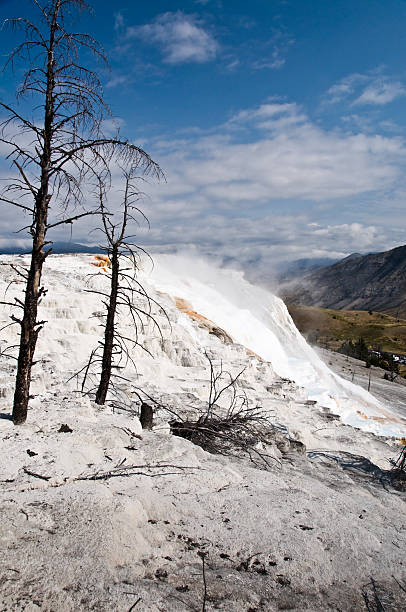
282,244,406,317
0,254,405,611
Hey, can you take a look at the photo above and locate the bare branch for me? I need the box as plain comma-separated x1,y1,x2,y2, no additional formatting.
0,196,34,214
47,210,100,229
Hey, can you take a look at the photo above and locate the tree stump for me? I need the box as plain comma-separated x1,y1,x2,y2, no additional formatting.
140,403,153,430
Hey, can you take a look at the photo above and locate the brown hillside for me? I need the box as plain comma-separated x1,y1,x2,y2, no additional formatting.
282,245,406,317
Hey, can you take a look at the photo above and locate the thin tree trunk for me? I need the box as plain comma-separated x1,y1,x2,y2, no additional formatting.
13,191,50,424
95,246,119,404
12,5,57,424
12,233,46,424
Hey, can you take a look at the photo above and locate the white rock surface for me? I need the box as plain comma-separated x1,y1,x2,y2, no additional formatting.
0,254,405,611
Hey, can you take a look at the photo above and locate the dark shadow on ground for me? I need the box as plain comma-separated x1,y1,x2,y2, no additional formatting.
307,450,402,490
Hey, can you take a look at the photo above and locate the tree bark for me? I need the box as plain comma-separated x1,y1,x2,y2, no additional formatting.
95,246,119,405
140,403,153,430
12,4,57,424
12,236,47,424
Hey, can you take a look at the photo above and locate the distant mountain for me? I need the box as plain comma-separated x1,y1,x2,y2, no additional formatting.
278,257,339,282
340,252,363,263
0,241,101,255
282,244,406,317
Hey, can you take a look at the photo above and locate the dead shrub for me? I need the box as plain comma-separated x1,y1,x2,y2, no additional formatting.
170,353,281,469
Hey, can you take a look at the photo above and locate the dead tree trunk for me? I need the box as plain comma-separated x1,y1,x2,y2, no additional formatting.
76,169,166,408
12,5,56,424
13,239,47,423
140,403,154,429
95,245,119,405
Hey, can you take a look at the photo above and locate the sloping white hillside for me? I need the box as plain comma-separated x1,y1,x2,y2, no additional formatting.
0,254,405,611
144,254,406,438
1,253,404,438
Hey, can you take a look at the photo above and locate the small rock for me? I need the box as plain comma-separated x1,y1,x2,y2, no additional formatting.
298,524,314,531
155,568,168,581
276,575,291,586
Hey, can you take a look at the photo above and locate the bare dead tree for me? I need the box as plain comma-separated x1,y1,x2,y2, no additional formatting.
0,1,161,424
74,168,166,406
170,353,280,468
206,352,246,420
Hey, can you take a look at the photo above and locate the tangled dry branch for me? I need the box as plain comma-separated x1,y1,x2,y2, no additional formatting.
170,353,279,469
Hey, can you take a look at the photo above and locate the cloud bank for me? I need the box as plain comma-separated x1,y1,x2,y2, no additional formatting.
1,100,405,276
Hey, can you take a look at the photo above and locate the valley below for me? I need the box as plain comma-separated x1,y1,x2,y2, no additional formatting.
317,347,406,423
287,304,406,357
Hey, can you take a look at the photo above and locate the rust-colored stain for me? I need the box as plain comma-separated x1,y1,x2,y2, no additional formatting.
397,437,406,446
245,347,264,362
90,254,110,273
174,297,233,344
356,410,388,424
174,296,263,362
356,408,405,426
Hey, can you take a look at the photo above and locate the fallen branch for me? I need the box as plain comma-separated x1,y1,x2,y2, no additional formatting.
198,551,208,612
23,467,51,481
362,578,387,612
128,597,141,611
77,461,201,481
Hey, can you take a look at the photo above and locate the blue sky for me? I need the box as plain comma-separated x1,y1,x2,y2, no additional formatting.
1,0,406,271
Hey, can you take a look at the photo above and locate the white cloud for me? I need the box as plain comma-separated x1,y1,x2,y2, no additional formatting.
128,12,219,64
101,117,126,135
229,102,300,123
136,213,399,281
105,74,128,89
310,222,378,249
150,102,405,205
353,81,405,106
325,72,405,107
225,58,240,71
324,73,367,104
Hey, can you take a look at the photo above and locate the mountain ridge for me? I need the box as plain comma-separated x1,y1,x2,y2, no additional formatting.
282,244,406,317
0,241,101,255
